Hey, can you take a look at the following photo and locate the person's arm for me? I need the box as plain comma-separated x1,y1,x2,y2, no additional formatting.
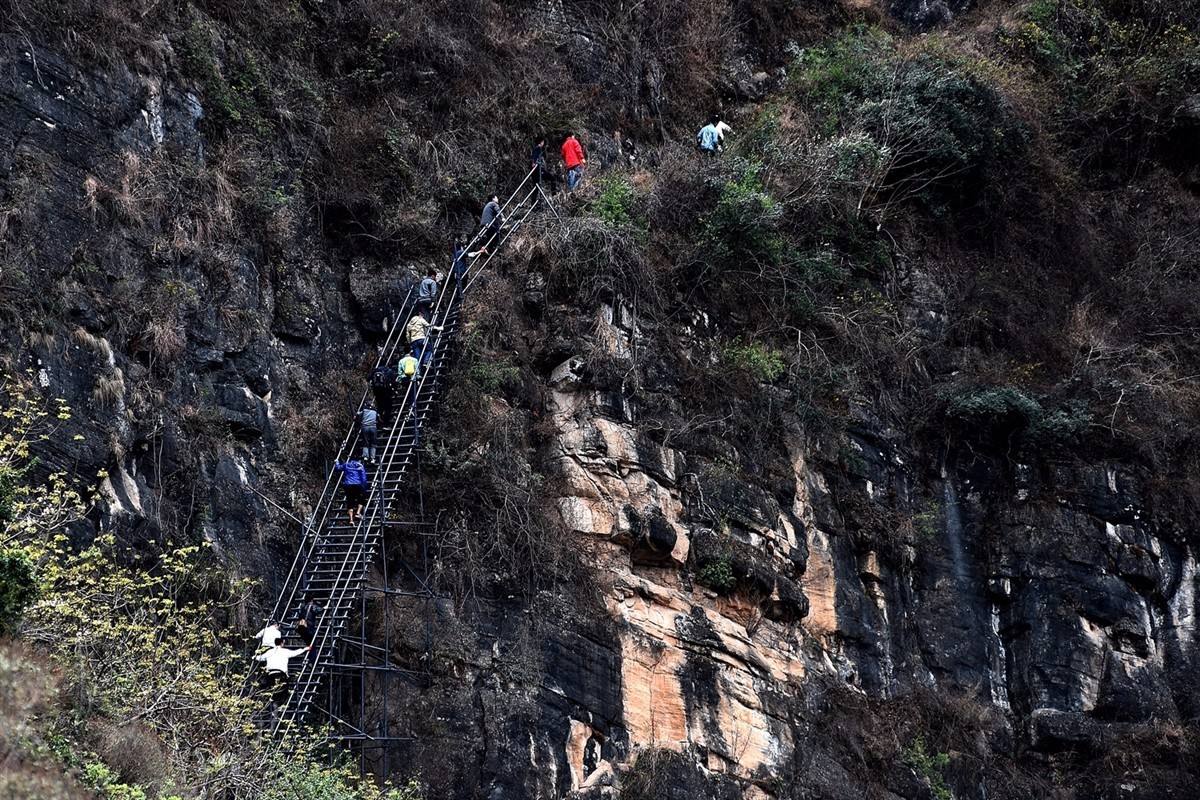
254,652,268,662
255,626,266,638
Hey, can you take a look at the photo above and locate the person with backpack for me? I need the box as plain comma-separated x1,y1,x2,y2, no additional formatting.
697,116,721,155
395,353,420,411
370,363,396,423
407,311,439,369
561,133,586,191
357,402,378,463
333,458,370,525
418,267,439,319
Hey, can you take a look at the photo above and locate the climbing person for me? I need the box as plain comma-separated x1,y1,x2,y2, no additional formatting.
531,138,547,186
370,362,396,423
714,113,733,150
407,310,440,369
398,351,420,383
697,116,721,155
480,194,503,250
295,617,314,648
615,130,637,166
254,620,281,653
255,637,310,703
562,132,586,191
333,458,369,525
300,596,323,631
418,266,439,319
451,240,468,293
357,402,378,463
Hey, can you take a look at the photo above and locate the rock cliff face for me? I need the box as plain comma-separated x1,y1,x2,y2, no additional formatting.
4,1,1200,798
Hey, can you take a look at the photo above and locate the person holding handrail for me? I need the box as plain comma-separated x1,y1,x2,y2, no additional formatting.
480,194,503,250
531,138,547,186
255,637,310,705
451,240,468,294
417,266,439,319
333,458,369,525
406,310,440,369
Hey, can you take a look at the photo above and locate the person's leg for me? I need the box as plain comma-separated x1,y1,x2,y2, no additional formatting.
271,672,289,707
411,339,424,361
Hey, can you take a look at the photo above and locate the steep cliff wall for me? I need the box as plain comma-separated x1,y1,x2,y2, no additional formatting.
3,0,1200,798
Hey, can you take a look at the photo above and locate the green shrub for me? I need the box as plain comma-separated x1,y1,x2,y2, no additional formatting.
723,340,787,383
466,360,520,395
175,19,271,136
947,387,1092,449
902,737,952,800
795,28,1027,214
0,464,19,525
592,177,637,227
696,557,737,593
947,387,1042,431
1028,400,1092,446
265,763,423,800
911,501,942,540
0,549,37,635
701,163,784,266
83,760,147,800
793,27,893,135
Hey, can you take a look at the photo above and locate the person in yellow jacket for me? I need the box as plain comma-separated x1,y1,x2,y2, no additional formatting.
396,353,420,409
406,312,440,368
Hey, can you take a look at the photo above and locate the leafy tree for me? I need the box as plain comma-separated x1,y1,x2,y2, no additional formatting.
0,548,36,634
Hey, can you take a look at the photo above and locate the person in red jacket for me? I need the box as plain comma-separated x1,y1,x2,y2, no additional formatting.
561,133,586,192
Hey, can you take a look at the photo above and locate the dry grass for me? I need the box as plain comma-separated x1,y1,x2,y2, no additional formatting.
82,151,163,228
143,319,186,362
92,370,125,408
71,327,113,363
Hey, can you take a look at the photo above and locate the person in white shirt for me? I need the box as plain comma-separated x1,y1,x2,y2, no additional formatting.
254,621,281,652
255,637,310,702
714,114,733,151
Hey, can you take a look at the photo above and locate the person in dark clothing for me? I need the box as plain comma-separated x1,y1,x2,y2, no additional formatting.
295,617,314,647
334,459,369,524
357,402,378,462
451,240,468,293
530,138,547,185
370,364,396,423
301,598,323,630
480,195,503,249
418,267,439,319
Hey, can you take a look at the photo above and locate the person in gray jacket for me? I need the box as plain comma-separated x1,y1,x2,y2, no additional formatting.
480,195,503,249
357,402,378,462
417,266,439,319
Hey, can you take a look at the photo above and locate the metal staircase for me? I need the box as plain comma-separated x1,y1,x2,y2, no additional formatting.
250,167,550,746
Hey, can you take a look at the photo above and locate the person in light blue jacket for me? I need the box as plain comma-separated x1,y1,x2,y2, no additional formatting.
697,116,721,154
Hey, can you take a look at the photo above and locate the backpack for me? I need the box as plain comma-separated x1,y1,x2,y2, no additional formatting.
371,366,395,389
400,358,417,377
